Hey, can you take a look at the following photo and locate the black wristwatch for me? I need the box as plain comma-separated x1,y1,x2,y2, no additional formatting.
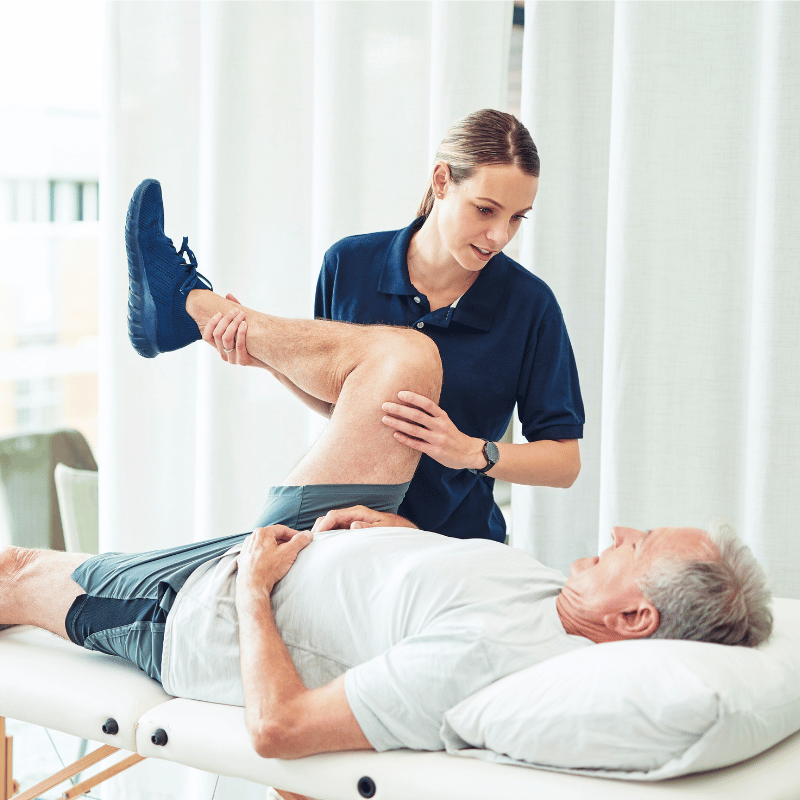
468,440,499,475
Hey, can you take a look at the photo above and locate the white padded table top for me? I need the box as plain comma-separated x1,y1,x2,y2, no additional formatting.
0,625,172,751
135,696,800,800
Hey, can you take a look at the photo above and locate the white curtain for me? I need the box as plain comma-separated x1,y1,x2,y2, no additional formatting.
512,0,800,600
100,3,510,797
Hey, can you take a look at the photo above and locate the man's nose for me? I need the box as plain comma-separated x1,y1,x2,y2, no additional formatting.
612,526,642,547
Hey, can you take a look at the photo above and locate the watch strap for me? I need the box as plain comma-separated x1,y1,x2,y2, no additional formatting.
469,440,498,475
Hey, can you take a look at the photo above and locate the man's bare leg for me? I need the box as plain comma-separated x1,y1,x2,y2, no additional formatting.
128,177,441,485
0,546,90,640
185,288,442,486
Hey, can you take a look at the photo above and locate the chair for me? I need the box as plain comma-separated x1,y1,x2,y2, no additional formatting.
54,464,99,554
0,430,97,551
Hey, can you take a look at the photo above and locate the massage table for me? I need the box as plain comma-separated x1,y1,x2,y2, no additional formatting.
2,603,800,800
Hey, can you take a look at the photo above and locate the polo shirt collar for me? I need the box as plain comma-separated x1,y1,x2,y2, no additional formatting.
377,218,422,296
377,218,512,332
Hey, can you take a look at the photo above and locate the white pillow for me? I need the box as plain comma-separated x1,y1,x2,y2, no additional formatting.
440,597,800,780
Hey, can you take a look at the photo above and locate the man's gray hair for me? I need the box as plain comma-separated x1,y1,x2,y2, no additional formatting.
638,519,773,647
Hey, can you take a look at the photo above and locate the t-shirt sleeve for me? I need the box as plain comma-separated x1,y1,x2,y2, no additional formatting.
344,633,490,752
517,312,585,442
314,252,335,320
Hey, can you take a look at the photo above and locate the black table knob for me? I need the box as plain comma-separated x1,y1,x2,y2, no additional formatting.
102,718,118,735
357,776,376,798
151,728,168,746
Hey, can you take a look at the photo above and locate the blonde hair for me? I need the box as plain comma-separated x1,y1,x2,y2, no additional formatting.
417,109,540,220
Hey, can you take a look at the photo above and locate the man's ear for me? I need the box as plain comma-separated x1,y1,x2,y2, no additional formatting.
603,600,659,640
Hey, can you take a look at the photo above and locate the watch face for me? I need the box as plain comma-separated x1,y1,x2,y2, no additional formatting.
484,440,499,465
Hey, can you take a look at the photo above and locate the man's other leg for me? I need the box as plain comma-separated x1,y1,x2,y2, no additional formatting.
0,546,90,639
185,289,442,486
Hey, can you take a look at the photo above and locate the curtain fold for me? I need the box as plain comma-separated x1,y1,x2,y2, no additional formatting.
514,0,800,599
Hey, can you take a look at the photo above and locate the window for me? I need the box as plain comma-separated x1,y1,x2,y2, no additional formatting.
0,5,101,452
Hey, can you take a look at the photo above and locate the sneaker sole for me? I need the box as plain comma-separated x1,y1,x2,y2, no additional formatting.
125,179,161,358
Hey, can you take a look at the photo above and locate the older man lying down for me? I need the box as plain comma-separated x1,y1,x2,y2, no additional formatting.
0,180,772,766
0,513,772,759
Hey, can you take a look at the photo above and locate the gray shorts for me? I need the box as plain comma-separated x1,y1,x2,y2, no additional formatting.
67,482,409,683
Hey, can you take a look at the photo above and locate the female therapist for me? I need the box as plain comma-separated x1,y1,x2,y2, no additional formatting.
220,109,584,542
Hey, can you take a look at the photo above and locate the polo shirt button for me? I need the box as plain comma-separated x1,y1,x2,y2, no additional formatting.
413,296,421,304
416,321,425,329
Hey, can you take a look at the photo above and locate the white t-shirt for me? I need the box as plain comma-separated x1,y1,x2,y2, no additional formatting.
161,527,591,751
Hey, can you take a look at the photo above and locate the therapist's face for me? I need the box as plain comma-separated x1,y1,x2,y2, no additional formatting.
434,164,537,273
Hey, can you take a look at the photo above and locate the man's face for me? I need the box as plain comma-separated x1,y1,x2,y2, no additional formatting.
560,526,717,640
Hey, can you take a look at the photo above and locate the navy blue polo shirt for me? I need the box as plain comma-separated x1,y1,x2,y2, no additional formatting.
315,219,584,542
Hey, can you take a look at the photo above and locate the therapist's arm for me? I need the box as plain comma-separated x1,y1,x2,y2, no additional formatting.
483,438,580,486
381,392,580,488
236,526,373,759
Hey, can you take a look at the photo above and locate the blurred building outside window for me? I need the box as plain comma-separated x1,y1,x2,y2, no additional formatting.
0,2,101,455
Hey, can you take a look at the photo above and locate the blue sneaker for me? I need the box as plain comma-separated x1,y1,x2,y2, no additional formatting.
125,179,213,358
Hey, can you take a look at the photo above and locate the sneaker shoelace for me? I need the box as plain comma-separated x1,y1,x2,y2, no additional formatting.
177,237,213,294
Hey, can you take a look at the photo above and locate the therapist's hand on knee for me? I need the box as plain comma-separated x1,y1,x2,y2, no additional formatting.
381,391,485,471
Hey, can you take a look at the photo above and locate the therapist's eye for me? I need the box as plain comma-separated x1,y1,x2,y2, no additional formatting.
476,206,493,215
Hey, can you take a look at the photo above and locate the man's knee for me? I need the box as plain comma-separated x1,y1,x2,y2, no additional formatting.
0,546,36,582
372,328,442,402
411,331,443,399
0,546,38,617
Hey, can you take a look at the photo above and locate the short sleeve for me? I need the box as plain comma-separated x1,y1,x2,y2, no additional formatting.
314,252,335,320
344,634,489,752
517,312,584,442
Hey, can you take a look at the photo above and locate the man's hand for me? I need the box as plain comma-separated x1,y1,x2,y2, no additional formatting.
312,505,418,533
236,526,313,611
235,525,371,759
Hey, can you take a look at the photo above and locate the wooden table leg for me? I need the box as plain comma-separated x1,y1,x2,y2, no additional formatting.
10,744,118,800
61,753,145,800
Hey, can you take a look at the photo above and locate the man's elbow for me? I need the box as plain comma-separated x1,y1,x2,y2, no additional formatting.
249,719,307,760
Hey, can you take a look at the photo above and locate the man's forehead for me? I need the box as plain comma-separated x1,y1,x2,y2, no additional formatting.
645,526,714,558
